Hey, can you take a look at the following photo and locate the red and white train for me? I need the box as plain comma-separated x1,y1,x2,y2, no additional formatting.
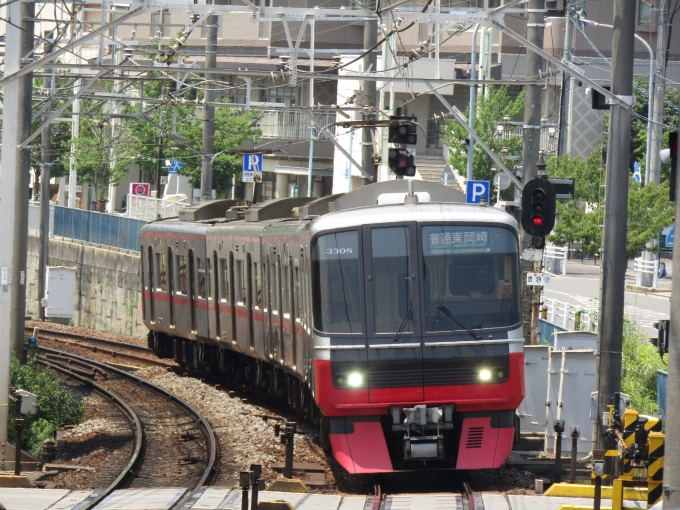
141,180,524,473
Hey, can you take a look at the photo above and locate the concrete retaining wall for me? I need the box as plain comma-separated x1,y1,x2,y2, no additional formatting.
26,235,145,338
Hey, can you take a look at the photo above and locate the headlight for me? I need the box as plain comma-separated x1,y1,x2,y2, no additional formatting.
347,372,363,387
479,369,492,382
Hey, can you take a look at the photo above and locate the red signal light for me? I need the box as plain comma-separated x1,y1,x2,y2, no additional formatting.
532,216,544,226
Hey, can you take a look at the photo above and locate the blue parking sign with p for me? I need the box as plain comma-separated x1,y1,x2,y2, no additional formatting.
466,180,490,204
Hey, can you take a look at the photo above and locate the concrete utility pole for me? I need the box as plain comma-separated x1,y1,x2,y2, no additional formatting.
0,0,35,465
663,114,680,510
520,0,545,345
68,5,84,209
200,10,218,202
39,62,55,321
557,0,575,155
361,0,378,185
648,0,669,185
595,0,636,448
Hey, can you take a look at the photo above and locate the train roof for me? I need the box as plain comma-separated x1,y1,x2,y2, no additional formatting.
310,201,518,237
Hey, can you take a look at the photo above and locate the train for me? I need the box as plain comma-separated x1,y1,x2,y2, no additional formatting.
141,179,525,473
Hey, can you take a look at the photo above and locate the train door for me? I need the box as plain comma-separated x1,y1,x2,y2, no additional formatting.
263,254,272,357
195,255,209,338
145,246,154,322
246,253,254,350
270,255,282,362
363,223,423,403
252,259,264,356
188,249,196,333
212,251,220,340
153,249,169,326
167,247,174,327
281,256,295,366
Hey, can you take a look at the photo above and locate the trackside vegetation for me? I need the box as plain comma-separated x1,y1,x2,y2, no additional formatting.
8,357,85,457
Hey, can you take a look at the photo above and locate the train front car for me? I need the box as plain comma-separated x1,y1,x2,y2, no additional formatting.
312,201,523,473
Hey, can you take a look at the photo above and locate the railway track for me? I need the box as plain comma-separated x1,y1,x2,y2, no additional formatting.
39,346,217,510
35,328,172,367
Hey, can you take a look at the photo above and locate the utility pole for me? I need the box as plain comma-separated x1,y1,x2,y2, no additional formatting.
557,0,574,155
39,38,55,321
648,0,669,185
520,0,545,345
361,0,377,185
595,0,636,448
200,9,218,202
0,0,34,467
663,113,680,510
68,5,84,208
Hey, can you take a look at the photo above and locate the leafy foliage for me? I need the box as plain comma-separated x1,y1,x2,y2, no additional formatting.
621,318,666,415
440,85,525,200
9,358,85,456
547,152,674,256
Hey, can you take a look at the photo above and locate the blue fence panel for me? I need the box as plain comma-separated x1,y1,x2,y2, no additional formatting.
657,370,667,416
538,318,568,345
52,205,146,252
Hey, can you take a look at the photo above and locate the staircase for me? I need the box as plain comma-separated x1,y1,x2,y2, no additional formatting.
416,154,463,193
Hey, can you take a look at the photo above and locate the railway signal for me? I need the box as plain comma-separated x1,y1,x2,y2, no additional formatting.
388,117,417,145
521,177,556,248
388,148,416,177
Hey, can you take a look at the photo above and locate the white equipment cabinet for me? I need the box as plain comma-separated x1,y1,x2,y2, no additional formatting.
44,266,76,319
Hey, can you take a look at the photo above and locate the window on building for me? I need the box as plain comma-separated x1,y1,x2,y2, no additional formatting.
263,86,298,106
638,1,651,25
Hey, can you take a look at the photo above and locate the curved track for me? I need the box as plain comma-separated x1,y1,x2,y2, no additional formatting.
39,346,217,510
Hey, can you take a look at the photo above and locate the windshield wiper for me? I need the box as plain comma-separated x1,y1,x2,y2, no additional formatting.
393,307,414,342
437,305,481,340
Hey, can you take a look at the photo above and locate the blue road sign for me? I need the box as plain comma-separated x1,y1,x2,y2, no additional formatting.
667,225,675,248
633,161,641,183
466,180,490,204
168,158,184,174
243,153,263,173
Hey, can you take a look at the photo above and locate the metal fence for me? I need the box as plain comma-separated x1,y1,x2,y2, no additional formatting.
127,194,188,221
538,318,568,345
544,298,598,332
53,205,146,252
28,201,55,236
497,122,560,153
260,110,336,140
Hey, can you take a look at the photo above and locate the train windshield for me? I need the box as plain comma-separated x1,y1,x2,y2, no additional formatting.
312,230,363,334
421,225,520,333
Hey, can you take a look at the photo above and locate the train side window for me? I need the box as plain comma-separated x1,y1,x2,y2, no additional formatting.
155,253,167,292
206,257,212,300
294,266,301,322
282,262,290,319
197,258,206,299
147,247,154,291
254,262,262,310
235,259,246,306
270,259,279,314
176,255,187,295
219,258,229,302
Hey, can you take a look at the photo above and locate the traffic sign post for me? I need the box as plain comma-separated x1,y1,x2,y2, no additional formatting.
466,180,490,204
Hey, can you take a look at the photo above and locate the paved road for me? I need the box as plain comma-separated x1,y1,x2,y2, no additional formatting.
542,258,671,336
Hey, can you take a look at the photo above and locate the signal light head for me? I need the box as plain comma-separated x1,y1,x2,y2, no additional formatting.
532,216,544,226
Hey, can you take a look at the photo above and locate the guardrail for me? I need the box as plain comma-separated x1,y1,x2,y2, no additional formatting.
544,245,568,276
126,194,188,221
544,298,597,332
634,257,659,288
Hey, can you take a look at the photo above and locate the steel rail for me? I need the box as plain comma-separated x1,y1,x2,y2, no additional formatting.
34,328,152,352
39,346,217,509
37,357,144,510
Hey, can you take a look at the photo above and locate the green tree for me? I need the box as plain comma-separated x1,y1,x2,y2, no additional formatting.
441,85,525,200
547,152,674,256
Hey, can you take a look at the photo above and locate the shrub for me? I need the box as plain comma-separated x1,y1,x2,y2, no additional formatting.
9,358,85,457
621,318,666,415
